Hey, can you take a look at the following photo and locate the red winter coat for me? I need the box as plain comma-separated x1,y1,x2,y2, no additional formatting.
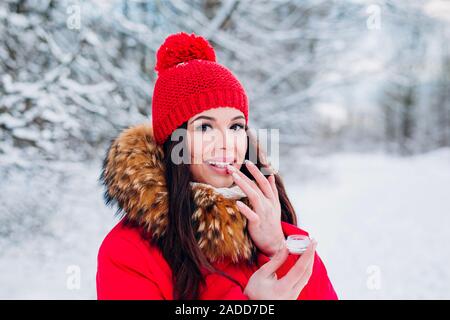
96,218,338,300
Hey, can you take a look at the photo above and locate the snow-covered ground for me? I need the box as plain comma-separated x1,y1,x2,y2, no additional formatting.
0,149,449,299
286,148,450,299
0,158,117,299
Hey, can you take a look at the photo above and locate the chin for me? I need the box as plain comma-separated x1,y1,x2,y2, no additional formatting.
204,176,233,188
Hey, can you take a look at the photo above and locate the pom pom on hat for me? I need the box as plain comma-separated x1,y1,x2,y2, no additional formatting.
154,32,217,75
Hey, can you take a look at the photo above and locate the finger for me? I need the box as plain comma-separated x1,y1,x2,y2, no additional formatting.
227,164,261,195
268,174,278,199
258,246,289,277
292,251,315,293
279,240,317,287
244,160,274,199
286,242,317,286
236,200,259,223
230,170,261,206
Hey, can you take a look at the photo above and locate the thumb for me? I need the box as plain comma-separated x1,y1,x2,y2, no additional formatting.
259,246,289,276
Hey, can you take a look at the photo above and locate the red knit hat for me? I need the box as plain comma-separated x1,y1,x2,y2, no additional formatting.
151,32,249,145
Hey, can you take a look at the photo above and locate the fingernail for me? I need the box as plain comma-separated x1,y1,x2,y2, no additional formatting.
232,172,240,180
244,159,252,165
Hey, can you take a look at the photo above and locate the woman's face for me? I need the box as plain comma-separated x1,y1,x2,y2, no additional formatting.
186,107,247,188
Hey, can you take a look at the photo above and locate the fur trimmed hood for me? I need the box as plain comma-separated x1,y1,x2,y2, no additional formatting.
100,123,257,264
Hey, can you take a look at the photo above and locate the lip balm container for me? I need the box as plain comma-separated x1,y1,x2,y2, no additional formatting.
285,234,311,254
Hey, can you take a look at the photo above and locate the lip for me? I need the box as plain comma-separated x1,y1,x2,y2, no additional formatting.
204,157,235,163
204,159,236,176
206,163,230,175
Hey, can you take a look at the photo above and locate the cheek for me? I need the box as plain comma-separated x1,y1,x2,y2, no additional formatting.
188,132,209,165
189,163,203,181
235,134,248,163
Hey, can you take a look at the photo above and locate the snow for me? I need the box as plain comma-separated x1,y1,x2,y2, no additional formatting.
286,148,450,299
0,149,449,299
423,0,450,22
0,158,117,299
12,127,39,142
0,113,26,129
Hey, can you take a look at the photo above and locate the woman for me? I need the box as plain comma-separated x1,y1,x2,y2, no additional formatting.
96,32,338,300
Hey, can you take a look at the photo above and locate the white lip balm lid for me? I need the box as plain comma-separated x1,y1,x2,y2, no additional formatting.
285,234,310,254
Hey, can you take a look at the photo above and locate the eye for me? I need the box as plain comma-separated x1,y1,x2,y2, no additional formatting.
196,123,212,132
230,123,245,131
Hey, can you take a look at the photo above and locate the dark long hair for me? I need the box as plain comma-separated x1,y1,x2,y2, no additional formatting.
157,121,298,300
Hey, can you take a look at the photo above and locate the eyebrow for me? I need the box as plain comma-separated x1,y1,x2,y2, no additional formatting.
189,115,245,124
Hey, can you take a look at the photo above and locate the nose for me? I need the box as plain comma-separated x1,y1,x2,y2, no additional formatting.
212,128,236,158
212,128,234,152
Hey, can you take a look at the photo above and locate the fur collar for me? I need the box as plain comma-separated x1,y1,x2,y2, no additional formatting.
100,123,257,264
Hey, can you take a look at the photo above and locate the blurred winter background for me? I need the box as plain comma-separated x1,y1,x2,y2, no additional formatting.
1,0,449,299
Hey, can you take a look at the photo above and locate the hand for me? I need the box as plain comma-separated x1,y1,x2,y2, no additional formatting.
227,160,285,257
244,239,318,300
